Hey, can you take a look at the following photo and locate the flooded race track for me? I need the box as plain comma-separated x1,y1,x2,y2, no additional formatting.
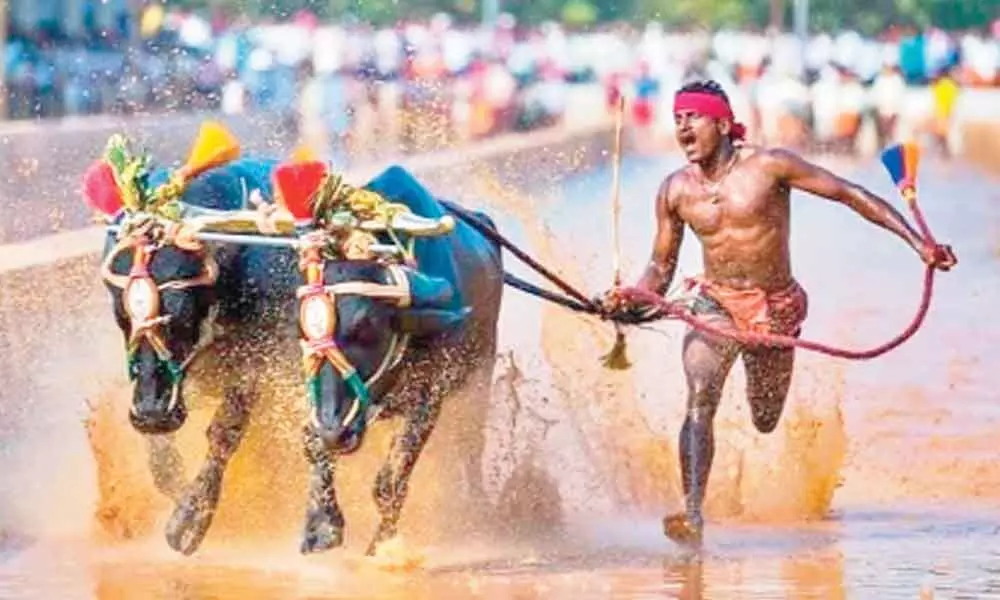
1,143,1000,599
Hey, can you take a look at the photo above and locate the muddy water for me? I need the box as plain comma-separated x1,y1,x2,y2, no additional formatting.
2,150,1000,598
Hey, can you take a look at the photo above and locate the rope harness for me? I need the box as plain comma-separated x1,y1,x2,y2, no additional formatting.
100,218,221,411
295,232,413,435
93,128,442,446
443,196,940,360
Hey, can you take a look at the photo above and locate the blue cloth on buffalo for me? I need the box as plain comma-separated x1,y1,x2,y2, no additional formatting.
363,165,463,310
146,158,280,210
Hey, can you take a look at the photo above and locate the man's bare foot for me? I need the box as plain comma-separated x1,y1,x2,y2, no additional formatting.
663,512,704,547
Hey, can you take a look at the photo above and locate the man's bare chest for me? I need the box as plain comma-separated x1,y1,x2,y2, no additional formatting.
678,176,786,236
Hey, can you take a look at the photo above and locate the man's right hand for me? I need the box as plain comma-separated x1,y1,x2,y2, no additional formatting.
595,286,627,314
595,286,661,322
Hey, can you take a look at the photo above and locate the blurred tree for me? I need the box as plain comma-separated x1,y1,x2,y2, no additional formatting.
595,0,638,22
633,0,750,27
897,0,998,31
805,0,900,36
561,0,598,27
452,0,478,20
501,0,564,23
328,0,412,25
769,0,998,36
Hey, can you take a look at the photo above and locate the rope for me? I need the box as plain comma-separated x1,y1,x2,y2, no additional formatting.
502,272,599,314
444,197,941,362
617,267,934,359
443,202,601,311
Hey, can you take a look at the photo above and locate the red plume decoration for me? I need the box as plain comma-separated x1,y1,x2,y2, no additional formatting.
82,160,125,218
274,161,328,221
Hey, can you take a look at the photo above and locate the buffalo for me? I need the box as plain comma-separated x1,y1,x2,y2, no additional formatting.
86,123,505,556
265,161,504,555
86,124,301,554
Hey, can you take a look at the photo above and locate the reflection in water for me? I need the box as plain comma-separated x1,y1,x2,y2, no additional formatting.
3,526,861,599
0,534,844,600
2,151,1000,598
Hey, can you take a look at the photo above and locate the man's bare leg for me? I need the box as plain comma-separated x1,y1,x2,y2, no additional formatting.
742,347,796,433
664,322,739,546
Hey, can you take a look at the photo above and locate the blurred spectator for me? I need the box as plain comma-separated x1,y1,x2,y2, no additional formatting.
3,10,998,161
929,67,961,157
870,54,907,147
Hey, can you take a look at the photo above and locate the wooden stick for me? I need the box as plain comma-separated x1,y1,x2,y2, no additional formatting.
610,94,626,286
603,97,633,371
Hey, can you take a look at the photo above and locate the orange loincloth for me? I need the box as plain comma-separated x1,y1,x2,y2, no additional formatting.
687,276,809,337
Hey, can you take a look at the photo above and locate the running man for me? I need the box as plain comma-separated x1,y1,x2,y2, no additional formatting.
604,79,956,546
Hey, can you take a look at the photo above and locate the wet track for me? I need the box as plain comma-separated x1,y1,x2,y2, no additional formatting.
1,140,1000,598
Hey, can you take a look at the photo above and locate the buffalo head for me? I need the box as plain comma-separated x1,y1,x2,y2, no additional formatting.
298,250,469,454
268,159,465,453
84,121,240,434
102,232,219,434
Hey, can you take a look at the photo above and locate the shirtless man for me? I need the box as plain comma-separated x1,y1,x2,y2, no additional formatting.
605,80,957,546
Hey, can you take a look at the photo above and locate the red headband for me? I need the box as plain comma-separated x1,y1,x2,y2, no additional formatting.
674,92,747,140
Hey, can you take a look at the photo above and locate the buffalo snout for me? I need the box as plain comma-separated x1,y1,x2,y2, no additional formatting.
129,395,188,435
313,423,363,455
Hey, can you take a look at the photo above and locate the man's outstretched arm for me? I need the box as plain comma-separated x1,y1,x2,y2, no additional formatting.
635,175,685,295
764,148,925,253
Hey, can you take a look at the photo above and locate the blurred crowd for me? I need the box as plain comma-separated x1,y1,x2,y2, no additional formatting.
4,7,999,157
604,23,998,155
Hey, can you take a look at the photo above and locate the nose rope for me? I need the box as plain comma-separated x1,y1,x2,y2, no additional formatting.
102,218,220,409
297,240,410,437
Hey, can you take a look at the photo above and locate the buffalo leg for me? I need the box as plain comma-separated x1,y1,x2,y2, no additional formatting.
146,434,186,501
300,425,346,554
366,392,443,556
165,389,255,555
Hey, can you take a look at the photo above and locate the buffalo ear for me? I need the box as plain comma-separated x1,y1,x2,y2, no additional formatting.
392,307,471,336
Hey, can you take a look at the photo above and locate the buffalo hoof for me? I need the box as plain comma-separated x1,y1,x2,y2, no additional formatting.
300,509,345,554
165,467,222,556
364,521,397,557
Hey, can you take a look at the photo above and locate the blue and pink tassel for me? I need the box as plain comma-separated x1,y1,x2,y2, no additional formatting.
880,142,921,201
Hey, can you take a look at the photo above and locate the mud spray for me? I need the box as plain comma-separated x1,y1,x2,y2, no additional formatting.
22,150,847,577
